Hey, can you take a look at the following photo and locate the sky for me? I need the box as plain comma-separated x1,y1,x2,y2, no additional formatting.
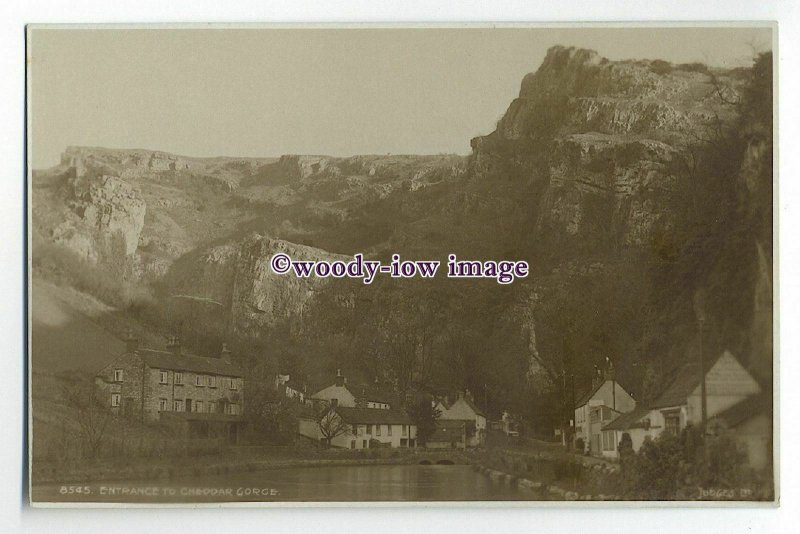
28,25,773,169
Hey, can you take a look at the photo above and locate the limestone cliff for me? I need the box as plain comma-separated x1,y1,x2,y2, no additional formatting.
230,235,350,334
470,45,742,249
33,164,146,265
161,234,349,337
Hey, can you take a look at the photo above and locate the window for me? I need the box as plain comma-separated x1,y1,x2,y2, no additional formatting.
387,425,392,436
111,393,121,407
208,401,216,413
362,440,367,448
207,375,217,388
366,425,372,435
196,375,204,387
174,399,184,412
195,400,204,413
159,398,167,411
159,370,168,384
174,372,183,385
230,378,238,390
402,425,407,436
665,415,680,436
228,404,239,415
331,398,338,408
376,425,382,436
113,369,123,382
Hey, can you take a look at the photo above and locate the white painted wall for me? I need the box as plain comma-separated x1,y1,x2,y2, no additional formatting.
312,384,357,407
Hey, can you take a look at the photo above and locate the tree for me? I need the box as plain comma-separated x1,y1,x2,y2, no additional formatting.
61,378,115,458
245,383,299,445
408,399,441,446
316,405,351,447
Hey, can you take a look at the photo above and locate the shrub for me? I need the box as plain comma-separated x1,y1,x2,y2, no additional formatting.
649,60,673,75
676,62,710,75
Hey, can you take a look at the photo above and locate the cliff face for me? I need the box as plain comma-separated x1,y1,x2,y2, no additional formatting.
33,164,146,265
458,46,762,394
229,236,350,334
470,45,742,249
160,234,349,337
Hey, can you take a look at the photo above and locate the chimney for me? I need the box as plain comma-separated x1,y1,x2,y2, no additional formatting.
604,358,615,381
220,342,232,363
465,389,474,402
167,335,181,356
592,366,602,388
457,390,465,401
335,368,344,387
124,329,139,353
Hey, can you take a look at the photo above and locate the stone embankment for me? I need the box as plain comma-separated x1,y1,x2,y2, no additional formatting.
467,447,623,501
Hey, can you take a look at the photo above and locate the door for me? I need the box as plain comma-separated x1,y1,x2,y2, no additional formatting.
186,399,193,413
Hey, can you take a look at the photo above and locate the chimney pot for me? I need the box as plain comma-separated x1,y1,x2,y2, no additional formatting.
167,335,181,355
220,342,232,362
124,329,139,353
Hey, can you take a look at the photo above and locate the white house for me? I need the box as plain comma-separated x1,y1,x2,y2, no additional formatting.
311,369,358,408
573,374,636,455
298,405,417,449
309,369,393,410
646,350,761,438
434,390,486,447
601,350,766,465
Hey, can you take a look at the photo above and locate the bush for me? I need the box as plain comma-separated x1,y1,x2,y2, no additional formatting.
649,60,673,75
676,62,710,75
574,437,585,454
619,426,767,500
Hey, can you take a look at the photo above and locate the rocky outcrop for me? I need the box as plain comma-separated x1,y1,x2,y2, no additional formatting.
230,235,349,334
59,146,274,187
162,234,349,336
45,167,146,264
470,45,741,249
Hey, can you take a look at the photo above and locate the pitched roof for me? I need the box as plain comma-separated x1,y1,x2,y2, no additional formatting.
436,394,487,417
650,352,741,409
575,377,636,409
334,407,413,425
429,420,466,443
462,396,486,417
355,383,395,405
575,381,605,408
312,379,395,405
602,406,651,431
712,394,771,428
136,348,245,377
650,363,701,409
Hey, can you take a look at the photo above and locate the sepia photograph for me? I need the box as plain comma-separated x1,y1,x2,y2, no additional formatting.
26,24,776,505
